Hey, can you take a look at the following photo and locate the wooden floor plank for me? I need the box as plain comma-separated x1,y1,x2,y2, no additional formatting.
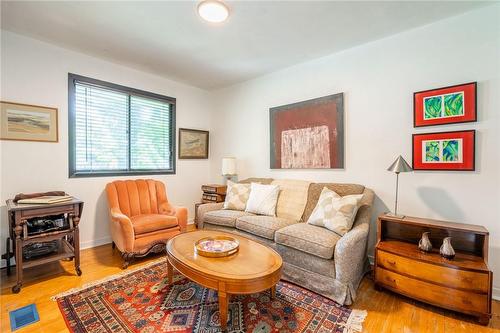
1,243,499,332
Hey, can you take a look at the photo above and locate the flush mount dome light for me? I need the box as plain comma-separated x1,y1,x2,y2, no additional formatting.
197,0,229,23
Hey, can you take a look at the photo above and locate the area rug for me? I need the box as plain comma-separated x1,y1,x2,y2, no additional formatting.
53,259,366,333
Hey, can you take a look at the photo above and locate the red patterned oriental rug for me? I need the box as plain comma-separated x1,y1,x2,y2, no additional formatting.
53,259,366,333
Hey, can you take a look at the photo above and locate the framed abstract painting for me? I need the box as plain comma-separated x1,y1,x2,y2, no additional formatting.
413,82,476,127
0,101,58,142
412,130,475,171
270,93,344,169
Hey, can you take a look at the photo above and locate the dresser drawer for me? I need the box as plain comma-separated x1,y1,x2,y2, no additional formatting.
377,250,489,293
375,267,489,314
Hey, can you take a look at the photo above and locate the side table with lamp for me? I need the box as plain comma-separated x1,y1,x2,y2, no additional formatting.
375,155,492,324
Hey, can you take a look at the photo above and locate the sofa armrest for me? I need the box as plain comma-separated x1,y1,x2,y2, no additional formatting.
109,208,135,252
334,187,374,284
197,202,224,229
174,206,188,231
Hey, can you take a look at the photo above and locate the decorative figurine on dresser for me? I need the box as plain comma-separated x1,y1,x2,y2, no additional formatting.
375,213,493,325
3,191,84,293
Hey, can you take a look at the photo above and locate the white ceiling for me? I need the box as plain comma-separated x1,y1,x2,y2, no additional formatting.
1,1,490,90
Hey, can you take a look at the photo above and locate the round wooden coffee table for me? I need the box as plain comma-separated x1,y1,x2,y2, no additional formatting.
166,230,282,331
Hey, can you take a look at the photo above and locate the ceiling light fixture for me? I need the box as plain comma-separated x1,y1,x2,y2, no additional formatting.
197,0,229,23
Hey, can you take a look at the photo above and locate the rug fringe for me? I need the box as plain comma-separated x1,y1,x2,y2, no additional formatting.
340,309,367,333
50,257,167,301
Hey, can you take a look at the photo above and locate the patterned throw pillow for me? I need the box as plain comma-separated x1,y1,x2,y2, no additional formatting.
245,183,281,216
223,181,251,211
307,187,363,236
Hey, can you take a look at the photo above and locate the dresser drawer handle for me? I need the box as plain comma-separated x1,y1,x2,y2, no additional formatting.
385,276,396,284
386,260,396,266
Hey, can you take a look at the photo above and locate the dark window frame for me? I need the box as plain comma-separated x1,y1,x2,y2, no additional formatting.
68,73,176,178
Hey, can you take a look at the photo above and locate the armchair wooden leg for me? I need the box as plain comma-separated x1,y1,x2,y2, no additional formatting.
121,252,134,269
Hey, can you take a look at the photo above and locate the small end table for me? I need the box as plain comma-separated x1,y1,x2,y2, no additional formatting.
5,198,84,293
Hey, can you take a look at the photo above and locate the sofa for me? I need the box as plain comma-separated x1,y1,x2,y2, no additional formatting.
197,178,374,305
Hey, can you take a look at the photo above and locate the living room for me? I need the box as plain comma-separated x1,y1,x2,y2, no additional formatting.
0,1,499,332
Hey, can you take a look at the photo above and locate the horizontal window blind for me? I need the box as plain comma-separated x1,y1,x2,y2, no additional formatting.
130,96,171,170
69,74,175,177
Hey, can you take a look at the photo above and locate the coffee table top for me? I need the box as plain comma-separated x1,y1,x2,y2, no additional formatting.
167,230,282,281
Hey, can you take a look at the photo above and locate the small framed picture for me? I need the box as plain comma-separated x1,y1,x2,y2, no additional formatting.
178,128,209,159
413,82,476,127
1,101,58,142
412,130,475,171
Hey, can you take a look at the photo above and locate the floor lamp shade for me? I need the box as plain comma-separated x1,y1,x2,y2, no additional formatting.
222,157,236,176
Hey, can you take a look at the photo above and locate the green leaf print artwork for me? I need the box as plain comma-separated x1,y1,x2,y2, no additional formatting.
443,140,460,161
424,96,442,119
444,93,464,117
425,141,440,162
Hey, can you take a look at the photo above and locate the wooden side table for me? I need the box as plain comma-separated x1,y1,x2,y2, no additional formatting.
374,214,492,324
5,198,84,293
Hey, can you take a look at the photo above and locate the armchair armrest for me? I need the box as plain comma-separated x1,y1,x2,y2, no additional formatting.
109,208,135,252
196,202,224,229
174,206,188,231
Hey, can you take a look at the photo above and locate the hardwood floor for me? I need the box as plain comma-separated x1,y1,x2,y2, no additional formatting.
1,243,499,332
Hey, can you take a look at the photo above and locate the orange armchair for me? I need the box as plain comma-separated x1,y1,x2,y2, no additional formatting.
105,179,187,268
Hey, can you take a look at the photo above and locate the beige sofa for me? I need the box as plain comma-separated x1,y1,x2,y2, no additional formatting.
197,178,374,305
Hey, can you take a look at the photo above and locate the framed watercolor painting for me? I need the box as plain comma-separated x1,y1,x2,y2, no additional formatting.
0,101,58,142
270,93,344,169
178,128,209,159
412,130,475,171
413,82,476,127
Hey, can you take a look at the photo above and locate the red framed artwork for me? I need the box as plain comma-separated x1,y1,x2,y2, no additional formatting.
413,82,476,127
412,130,475,171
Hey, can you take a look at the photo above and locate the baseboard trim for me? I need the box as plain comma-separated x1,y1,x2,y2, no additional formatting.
80,236,112,250
493,286,500,301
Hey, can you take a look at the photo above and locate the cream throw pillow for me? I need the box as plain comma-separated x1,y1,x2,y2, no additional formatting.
307,187,363,236
245,183,280,216
223,181,251,211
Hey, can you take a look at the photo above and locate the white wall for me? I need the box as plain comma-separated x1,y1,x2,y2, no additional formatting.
0,31,213,259
209,5,500,295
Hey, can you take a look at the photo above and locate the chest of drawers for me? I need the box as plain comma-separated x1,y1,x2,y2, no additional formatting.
374,214,492,325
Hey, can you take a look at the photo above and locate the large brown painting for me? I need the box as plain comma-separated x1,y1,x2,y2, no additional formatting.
270,93,344,169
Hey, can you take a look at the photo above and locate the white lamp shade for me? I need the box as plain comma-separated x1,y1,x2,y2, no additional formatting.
222,157,236,175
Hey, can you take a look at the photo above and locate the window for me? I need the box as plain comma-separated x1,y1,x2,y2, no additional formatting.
68,73,175,177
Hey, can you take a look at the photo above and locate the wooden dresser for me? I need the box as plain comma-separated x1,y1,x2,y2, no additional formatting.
374,214,492,324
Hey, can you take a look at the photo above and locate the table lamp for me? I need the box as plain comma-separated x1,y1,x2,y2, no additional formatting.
222,157,237,183
387,155,412,218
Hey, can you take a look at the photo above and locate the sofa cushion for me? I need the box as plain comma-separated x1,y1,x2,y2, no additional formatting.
245,183,280,216
271,179,311,221
302,183,365,222
236,215,297,240
131,214,179,235
275,223,341,259
239,177,274,185
307,187,363,236
223,181,251,211
204,209,255,227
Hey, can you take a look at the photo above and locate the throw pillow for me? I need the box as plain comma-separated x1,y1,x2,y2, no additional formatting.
307,187,363,236
223,181,251,211
245,183,280,216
